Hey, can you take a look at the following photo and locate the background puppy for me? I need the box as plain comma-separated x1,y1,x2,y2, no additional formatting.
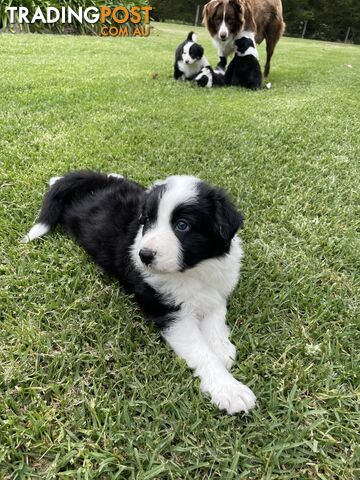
174,31,209,80
24,171,256,415
203,0,285,77
225,32,262,89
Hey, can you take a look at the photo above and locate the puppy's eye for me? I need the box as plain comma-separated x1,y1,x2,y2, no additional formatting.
175,219,190,232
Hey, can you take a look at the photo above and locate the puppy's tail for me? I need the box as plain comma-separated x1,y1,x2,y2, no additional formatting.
23,171,113,243
187,31,197,42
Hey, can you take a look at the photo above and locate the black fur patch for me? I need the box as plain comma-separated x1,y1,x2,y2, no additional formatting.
170,182,243,269
189,43,204,60
235,37,254,53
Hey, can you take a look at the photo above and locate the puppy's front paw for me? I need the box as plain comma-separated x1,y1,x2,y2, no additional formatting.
195,67,213,88
201,375,256,415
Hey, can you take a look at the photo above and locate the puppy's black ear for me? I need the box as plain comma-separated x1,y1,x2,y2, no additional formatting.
197,44,204,59
213,189,244,244
190,43,204,59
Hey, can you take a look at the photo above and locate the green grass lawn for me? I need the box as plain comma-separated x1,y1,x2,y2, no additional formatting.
0,22,359,479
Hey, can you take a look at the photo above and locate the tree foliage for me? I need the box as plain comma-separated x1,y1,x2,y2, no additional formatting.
152,0,360,43
283,0,360,42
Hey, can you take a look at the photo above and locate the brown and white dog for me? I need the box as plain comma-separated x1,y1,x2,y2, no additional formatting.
203,0,285,77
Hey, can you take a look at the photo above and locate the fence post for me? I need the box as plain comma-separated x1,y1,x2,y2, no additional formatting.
301,20,308,38
344,26,351,43
195,5,200,26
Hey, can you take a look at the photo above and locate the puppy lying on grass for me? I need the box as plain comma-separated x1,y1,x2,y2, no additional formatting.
24,171,256,415
195,65,226,88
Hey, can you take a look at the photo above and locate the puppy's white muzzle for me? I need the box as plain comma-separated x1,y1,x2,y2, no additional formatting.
138,228,182,273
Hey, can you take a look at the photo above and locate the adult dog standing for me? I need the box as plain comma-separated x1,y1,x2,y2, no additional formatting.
203,0,285,77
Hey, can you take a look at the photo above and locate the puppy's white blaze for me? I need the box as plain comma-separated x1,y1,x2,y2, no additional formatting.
160,175,199,218
191,33,197,42
138,175,199,273
22,222,50,243
49,176,63,187
182,41,195,64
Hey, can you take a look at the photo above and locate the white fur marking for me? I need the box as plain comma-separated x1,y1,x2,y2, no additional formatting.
133,176,199,273
200,301,236,370
162,313,256,414
142,236,243,322
218,9,229,40
22,222,50,243
182,42,196,65
236,46,259,59
49,176,63,187
108,173,124,179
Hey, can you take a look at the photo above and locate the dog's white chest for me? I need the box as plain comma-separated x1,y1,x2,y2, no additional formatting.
147,236,243,317
213,37,235,58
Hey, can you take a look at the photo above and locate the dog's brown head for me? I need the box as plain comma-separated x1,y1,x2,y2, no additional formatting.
203,0,256,41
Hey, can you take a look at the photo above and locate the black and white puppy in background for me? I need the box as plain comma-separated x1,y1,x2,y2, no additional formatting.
174,31,209,81
24,171,256,415
225,32,262,89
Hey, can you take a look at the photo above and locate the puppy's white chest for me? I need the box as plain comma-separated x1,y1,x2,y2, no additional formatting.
148,236,243,317
178,58,207,79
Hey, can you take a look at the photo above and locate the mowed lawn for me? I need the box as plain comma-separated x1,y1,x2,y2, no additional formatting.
0,22,359,479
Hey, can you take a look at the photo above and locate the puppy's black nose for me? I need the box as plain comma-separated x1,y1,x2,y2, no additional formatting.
220,33,227,40
185,60,189,64
139,248,156,265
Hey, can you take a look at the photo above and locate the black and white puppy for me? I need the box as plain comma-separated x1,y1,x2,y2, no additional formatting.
24,171,256,415
174,32,209,81
225,32,262,89
195,65,226,88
